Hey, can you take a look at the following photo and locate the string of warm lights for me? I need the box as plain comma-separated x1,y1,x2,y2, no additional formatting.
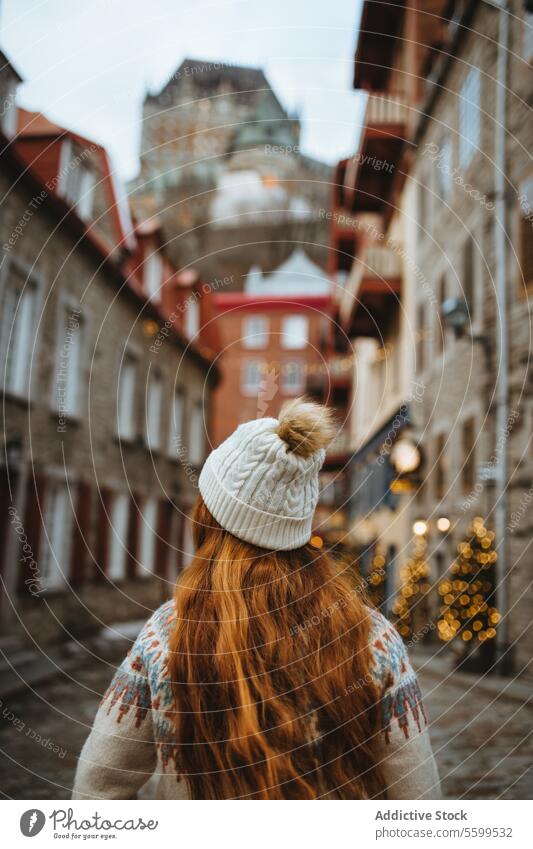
436,517,500,646
392,535,431,639
366,550,386,609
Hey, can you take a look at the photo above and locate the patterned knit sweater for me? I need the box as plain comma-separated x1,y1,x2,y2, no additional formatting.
72,601,441,800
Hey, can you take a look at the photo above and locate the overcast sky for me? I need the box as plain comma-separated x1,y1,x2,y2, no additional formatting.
1,0,365,181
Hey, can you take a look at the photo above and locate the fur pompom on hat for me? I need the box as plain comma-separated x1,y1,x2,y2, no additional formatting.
198,398,336,550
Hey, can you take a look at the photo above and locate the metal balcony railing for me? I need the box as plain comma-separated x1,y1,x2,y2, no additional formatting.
363,245,402,278
327,429,352,457
365,93,408,127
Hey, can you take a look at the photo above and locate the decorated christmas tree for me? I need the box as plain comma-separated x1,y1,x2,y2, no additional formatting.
391,534,431,641
437,517,500,667
366,550,386,610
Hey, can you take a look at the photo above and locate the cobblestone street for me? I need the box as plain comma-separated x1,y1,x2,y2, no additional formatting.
415,654,533,800
1,636,532,799
0,638,127,800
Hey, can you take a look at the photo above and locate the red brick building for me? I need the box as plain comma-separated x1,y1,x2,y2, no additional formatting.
211,250,333,446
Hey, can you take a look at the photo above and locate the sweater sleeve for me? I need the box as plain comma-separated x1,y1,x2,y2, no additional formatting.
72,623,157,800
370,615,442,800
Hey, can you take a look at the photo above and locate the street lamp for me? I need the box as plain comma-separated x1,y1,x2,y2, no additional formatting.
441,298,489,345
412,519,428,537
390,436,421,475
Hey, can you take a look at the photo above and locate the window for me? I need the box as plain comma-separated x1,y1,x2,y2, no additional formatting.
242,360,265,395
139,498,158,575
1,81,17,137
461,418,476,493
168,389,184,456
243,315,268,349
185,298,200,339
188,400,205,465
0,269,37,398
463,235,475,316
437,136,453,200
282,361,305,395
76,168,96,220
144,251,162,302
146,373,163,450
418,170,429,231
58,139,95,220
108,494,130,581
117,355,137,439
281,315,308,350
519,177,533,290
435,433,447,500
416,304,426,374
182,514,195,568
459,68,481,169
55,308,84,417
41,482,73,590
524,12,533,60
435,277,446,355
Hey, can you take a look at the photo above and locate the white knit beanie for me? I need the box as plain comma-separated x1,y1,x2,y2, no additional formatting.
198,399,335,550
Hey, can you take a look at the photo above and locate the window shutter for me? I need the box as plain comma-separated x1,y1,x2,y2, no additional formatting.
95,486,113,580
71,482,92,585
20,473,47,592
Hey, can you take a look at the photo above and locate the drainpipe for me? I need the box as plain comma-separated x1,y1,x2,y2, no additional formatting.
490,0,510,670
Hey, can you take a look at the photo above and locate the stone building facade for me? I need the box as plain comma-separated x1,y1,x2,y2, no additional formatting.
0,63,217,653
335,0,533,675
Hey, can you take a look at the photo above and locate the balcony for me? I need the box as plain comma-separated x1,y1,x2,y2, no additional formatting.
326,429,353,464
366,93,408,131
305,356,354,402
364,245,402,278
340,243,402,339
353,0,406,90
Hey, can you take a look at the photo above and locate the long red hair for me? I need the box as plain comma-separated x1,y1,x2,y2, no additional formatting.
167,496,386,799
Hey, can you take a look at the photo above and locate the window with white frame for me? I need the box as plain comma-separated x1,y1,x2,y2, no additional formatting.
144,251,162,302
418,171,429,231
168,389,184,456
185,298,200,339
58,139,95,220
241,360,265,395
281,315,308,350
437,135,453,200
281,361,305,395
139,497,158,575
146,372,163,450
108,493,130,581
188,400,205,465
76,168,96,220
0,268,38,398
40,481,73,591
416,303,426,374
519,176,533,290
182,514,195,568
117,354,137,439
1,80,18,138
55,307,84,417
243,315,268,349
459,68,481,170
524,12,533,60
463,235,475,316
